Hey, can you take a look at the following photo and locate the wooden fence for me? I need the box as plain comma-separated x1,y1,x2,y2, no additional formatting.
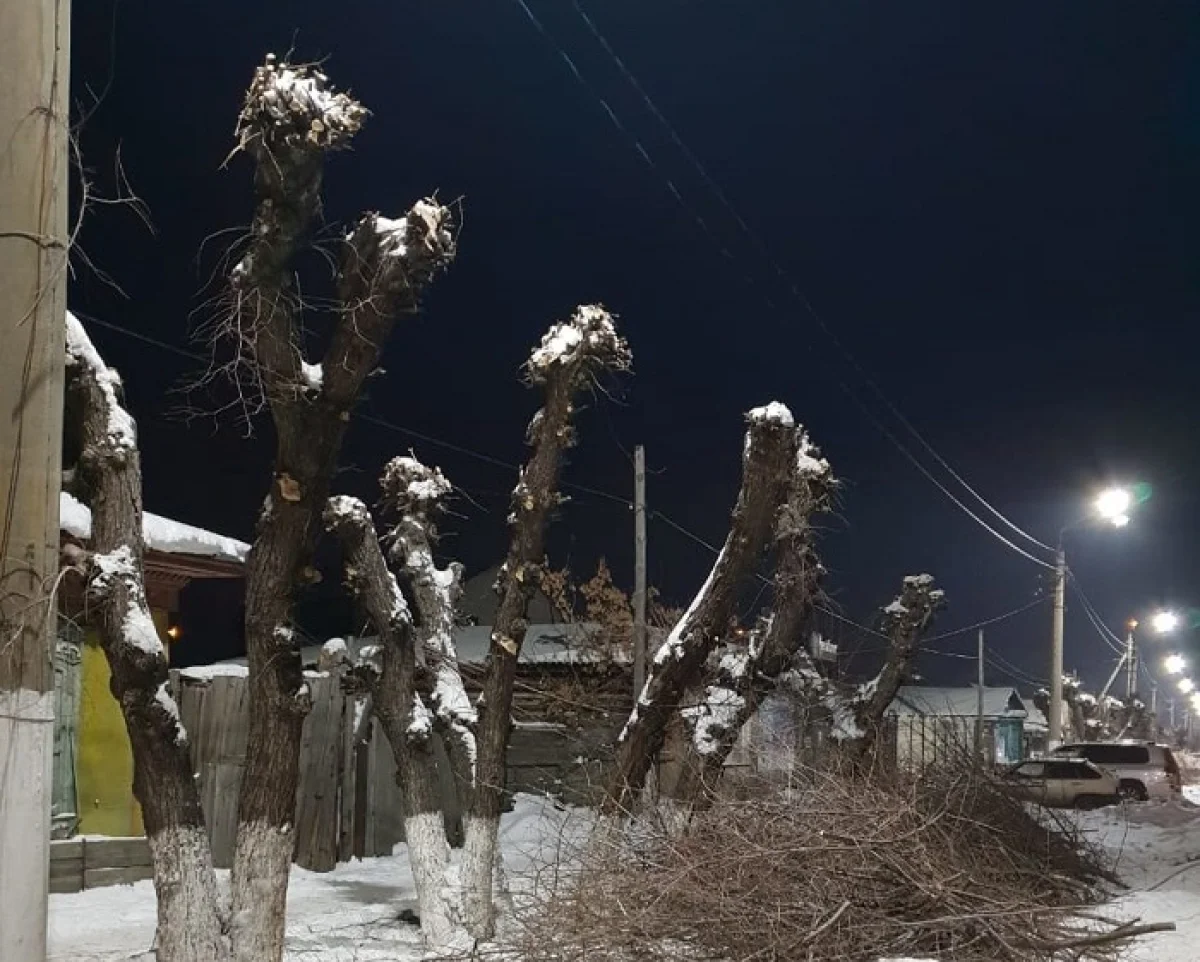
171,668,407,871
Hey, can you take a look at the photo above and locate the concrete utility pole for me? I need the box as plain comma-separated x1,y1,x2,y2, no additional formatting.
974,629,985,758
1049,545,1066,746
1124,623,1137,700
632,445,647,698
0,0,70,958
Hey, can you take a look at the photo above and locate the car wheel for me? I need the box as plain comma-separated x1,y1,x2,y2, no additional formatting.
1118,781,1148,802
1074,796,1100,811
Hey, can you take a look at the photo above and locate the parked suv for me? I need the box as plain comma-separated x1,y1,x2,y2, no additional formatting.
1002,757,1119,809
1051,741,1181,801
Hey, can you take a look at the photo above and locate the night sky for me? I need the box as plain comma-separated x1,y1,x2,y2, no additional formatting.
69,1,1198,694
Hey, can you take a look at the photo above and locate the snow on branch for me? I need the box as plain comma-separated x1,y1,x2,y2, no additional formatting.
66,312,136,456
235,54,366,159
604,403,797,814
525,304,631,386
380,456,477,772
658,424,837,809
838,573,946,752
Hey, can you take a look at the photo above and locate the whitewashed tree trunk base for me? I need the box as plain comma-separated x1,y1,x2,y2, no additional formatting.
230,821,294,962
402,811,467,950
462,814,501,939
0,689,52,962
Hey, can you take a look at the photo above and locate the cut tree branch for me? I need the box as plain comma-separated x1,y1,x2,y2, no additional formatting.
604,402,799,816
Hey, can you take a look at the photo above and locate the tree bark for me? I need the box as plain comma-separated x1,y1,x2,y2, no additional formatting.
841,575,945,760
324,495,463,949
382,458,477,830
65,314,229,962
226,57,455,962
603,403,798,817
463,306,630,939
656,430,835,811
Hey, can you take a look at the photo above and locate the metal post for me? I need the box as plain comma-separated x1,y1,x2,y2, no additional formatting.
0,0,70,956
632,445,647,699
1125,628,1137,699
1049,546,1066,746
975,629,985,759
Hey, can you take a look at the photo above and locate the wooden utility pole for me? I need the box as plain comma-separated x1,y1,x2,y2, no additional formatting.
0,0,70,959
632,445,647,698
974,629,985,759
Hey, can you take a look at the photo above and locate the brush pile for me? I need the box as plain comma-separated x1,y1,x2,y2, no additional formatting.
512,757,1168,962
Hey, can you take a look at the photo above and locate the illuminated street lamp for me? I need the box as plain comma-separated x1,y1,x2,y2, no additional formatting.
1153,611,1181,635
1095,487,1132,527
1165,654,1188,675
1178,678,1195,695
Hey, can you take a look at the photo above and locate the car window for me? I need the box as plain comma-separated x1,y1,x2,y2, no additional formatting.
1070,744,1150,766
1045,761,1089,780
1012,762,1045,779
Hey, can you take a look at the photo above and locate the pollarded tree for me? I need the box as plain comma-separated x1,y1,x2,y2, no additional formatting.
605,403,945,820
63,53,457,962
218,57,456,962
325,305,631,947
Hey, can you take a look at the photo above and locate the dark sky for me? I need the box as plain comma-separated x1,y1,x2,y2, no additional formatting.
69,1,1198,693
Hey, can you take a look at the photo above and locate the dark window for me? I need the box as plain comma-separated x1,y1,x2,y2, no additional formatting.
1061,744,1149,766
1012,762,1045,779
1045,761,1096,780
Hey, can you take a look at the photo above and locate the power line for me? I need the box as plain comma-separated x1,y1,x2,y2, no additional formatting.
924,596,1050,642
511,0,1058,570
566,0,1059,563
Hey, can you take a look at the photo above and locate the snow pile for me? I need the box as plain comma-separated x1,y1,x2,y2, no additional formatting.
382,456,452,511
61,492,249,564
369,200,454,263
47,794,586,962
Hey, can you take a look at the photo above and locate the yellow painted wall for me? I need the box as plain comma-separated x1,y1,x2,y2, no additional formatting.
76,608,171,837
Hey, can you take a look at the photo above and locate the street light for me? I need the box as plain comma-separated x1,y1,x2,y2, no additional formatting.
1095,487,1132,525
1153,611,1181,635
1178,678,1194,695
1165,654,1187,675
1049,484,1137,747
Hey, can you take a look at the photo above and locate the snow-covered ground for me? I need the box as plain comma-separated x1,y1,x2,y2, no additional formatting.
47,788,1200,961
1069,785,1200,962
49,795,588,962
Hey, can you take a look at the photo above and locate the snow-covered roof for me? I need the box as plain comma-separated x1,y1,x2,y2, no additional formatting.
888,686,1031,721
60,492,249,565
286,623,634,670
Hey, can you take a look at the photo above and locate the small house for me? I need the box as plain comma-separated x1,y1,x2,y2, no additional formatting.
886,685,1041,771
55,493,248,839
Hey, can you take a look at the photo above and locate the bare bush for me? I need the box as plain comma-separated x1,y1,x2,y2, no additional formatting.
513,757,1168,962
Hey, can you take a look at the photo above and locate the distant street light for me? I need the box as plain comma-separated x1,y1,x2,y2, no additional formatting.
1095,487,1133,525
1153,611,1181,635
1179,678,1195,695
1165,654,1188,675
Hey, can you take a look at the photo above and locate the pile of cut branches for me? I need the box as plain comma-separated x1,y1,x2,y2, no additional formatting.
511,758,1168,962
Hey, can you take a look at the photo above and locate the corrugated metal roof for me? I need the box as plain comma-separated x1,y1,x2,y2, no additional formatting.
887,686,1031,720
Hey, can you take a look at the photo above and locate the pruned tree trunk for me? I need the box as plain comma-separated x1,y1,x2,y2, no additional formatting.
224,57,455,962
657,430,835,812
463,306,630,939
64,314,230,962
603,403,798,817
324,494,463,949
840,575,945,760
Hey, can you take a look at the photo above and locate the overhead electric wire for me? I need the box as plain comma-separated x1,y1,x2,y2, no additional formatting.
924,595,1050,642
510,0,1058,571
566,0,1059,563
